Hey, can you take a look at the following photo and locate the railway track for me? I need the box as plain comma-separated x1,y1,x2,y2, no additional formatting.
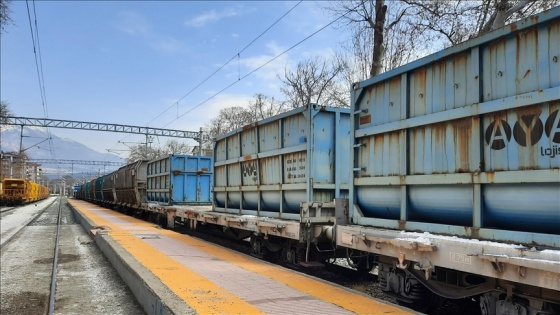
0,197,143,315
0,206,16,213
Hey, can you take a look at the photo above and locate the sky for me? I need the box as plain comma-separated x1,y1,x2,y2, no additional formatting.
1,1,351,157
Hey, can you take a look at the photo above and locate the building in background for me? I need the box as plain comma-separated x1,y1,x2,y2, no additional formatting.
0,152,43,183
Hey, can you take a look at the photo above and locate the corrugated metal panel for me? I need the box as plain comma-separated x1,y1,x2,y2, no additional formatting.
114,160,148,206
101,172,115,202
213,104,350,219
146,155,212,205
94,175,106,201
350,7,560,247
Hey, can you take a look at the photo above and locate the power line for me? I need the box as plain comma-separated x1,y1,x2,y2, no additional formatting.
146,1,303,126
25,0,43,108
30,0,55,157
26,0,59,174
111,2,303,155
32,0,48,119
163,8,350,128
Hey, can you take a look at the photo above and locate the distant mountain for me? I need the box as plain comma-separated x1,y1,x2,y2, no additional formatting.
0,125,124,179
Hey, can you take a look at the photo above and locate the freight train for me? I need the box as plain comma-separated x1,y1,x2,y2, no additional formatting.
75,154,213,212
1,178,50,206
76,8,560,315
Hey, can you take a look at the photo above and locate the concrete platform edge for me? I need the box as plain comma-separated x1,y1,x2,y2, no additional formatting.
69,202,196,315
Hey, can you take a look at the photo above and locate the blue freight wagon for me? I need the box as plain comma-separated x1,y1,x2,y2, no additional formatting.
338,6,560,313
213,104,350,220
146,154,212,205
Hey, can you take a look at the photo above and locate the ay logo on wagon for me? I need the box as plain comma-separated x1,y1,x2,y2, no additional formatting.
485,109,560,158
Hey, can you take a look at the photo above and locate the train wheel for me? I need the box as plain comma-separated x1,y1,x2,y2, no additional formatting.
249,236,275,260
282,246,298,265
352,255,375,274
396,281,445,314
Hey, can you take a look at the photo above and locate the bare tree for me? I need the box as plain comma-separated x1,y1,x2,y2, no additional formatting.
1,100,12,124
403,0,559,48
126,145,157,163
326,1,411,77
202,106,254,151
327,0,558,79
126,139,193,163
248,94,289,121
159,139,192,155
0,0,13,34
477,0,558,33
279,55,349,108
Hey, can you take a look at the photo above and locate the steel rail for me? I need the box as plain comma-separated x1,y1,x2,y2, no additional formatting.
48,196,62,315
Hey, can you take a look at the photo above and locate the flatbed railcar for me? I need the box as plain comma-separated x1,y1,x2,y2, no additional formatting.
342,6,560,314
178,8,560,314
77,7,560,315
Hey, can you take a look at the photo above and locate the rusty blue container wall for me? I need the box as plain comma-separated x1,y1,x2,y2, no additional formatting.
213,104,351,220
350,7,560,247
146,155,212,205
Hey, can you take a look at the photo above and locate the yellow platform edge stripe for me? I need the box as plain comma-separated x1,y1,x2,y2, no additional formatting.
70,200,412,315
163,228,411,315
70,200,264,315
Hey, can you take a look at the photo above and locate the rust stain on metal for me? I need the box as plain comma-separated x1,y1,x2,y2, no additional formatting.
529,14,540,24
510,22,518,33
434,60,446,94
243,155,252,161
360,114,371,125
464,226,479,239
434,123,446,159
456,118,472,172
486,171,495,183
414,68,427,94
454,53,468,69
523,69,531,78
365,86,373,104
398,220,406,230
389,76,400,89
373,135,384,162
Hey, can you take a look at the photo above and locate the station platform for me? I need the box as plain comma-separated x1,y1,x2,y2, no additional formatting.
68,199,416,315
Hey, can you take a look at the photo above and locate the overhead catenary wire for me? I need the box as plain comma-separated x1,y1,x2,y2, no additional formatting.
162,8,351,128
110,1,303,153
146,1,303,126
31,1,56,156
31,0,48,120
26,0,60,171
112,2,352,153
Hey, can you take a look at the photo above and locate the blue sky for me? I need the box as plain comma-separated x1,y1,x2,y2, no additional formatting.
1,1,349,156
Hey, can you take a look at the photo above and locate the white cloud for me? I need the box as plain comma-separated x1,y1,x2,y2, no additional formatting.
185,8,239,27
238,41,289,81
151,36,187,54
117,11,151,36
116,11,187,54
